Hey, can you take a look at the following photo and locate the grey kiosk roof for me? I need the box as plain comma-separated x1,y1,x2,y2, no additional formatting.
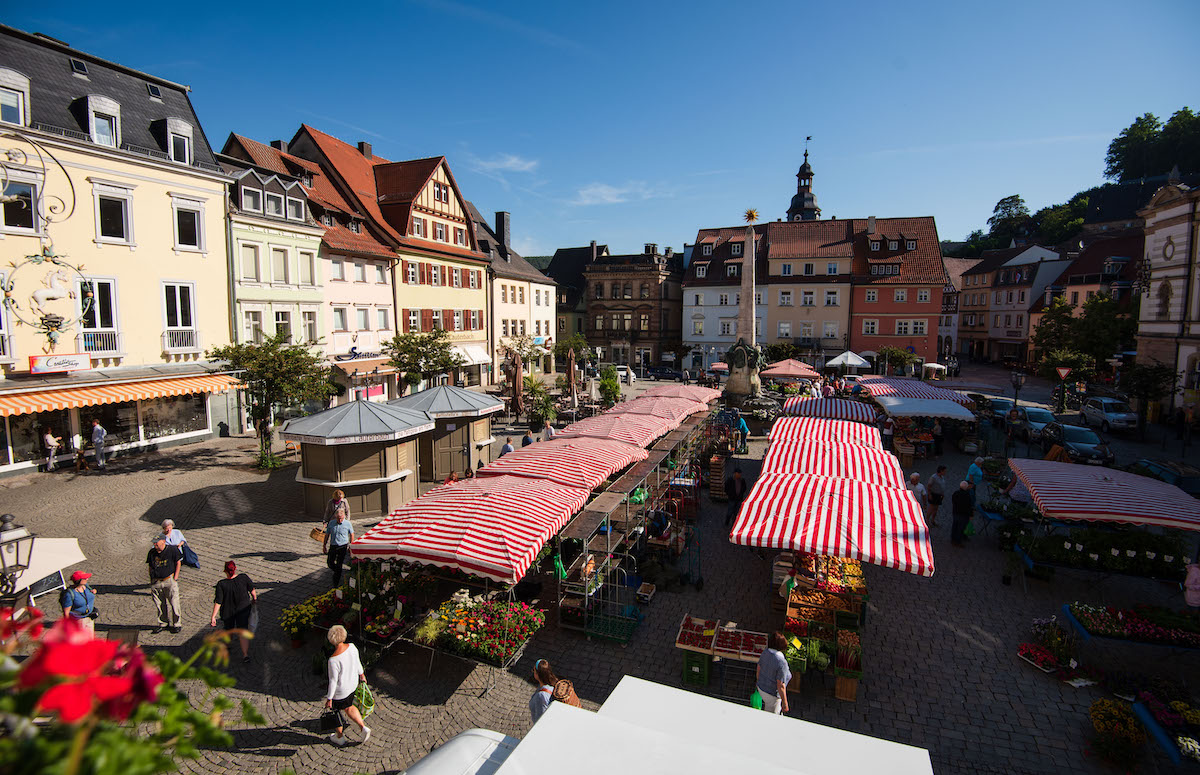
388,385,504,418
280,401,435,446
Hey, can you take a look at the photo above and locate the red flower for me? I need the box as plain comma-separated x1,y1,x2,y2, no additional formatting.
38,675,134,723
1,606,45,641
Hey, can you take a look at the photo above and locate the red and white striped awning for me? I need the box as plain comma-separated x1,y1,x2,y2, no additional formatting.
350,475,590,584
642,385,722,403
780,397,878,423
769,416,883,448
608,395,708,423
761,440,906,487
731,473,934,576
710,362,729,372
1009,458,1200,531
857,376,975,408
0,373,240,417
478,437,648,491
557,412,674,448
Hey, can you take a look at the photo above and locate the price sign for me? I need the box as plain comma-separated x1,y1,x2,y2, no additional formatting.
1056,367,1071,381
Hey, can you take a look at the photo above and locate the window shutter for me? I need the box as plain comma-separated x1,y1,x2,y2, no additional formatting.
422,309,431,331
402,260,410,283
401,308,409,330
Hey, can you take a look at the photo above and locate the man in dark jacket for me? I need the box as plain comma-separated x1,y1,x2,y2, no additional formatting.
724,467,749,526
950,480,974,547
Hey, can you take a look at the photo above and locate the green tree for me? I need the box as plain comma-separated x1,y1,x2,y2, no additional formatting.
598,365,621,407
1074,294,1136,370
1157,107,1200,176
1119,362,1180,439
383,328,465,395
1105,112,1163,181
1031,192,1088,246
553,332,592,366
1031,296,1077,356
763,342,799,362
208,334,335,467
876,346,918,375
987,194,1031,243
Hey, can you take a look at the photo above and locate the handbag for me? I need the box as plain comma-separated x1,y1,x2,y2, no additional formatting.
319,709,344,732
87,605,99,620
309,526,326,543
181,544,200,570
247,604,259,634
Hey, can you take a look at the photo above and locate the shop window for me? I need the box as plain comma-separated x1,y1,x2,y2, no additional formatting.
84,401,139,446
8,409,71,464
141,394,208,439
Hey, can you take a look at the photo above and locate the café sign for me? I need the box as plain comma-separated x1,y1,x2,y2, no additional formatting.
29,353,91,374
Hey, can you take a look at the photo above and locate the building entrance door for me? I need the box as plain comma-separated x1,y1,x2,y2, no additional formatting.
434,421,471,479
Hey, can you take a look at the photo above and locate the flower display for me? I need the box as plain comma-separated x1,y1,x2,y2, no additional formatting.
1069,602,1200,648
1017,642,1057,670
433,599,546,666
1029,616,1077,664
1089,698,1146,768
1178,735,1200,762
1139,691,1185,728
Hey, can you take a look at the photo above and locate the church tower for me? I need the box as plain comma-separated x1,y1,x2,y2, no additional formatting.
786,150,821,222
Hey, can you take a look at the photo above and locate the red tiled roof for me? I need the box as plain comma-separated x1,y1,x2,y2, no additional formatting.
322,222,396,260
684,224,767,284
228,133,354,215
942,257,983,292
847,217,944,284
1062,234,1142,283
298,124,402,242
762,220,855,259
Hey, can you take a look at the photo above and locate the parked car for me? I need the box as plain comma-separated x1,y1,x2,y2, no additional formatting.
645,366,683,381
1010,406,1057,443
988,397,1014,427
1080,397,1138,433
1041,422,1116,466
1127,459,1200,499
613,365,636,384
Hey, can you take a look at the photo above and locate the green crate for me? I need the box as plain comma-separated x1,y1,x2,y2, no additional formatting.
681,650,712,686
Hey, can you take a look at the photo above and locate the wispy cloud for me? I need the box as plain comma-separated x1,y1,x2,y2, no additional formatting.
869,134,1109,157
571,181,671,206
474,153,539,173
301,112,392,142
414,0,587,54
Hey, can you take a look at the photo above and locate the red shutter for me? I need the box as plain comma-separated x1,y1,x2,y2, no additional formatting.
462,309,469,330
477,308,484,330
421,309,431,332
401,308,409,332
419,262,427,284
402,260,411,284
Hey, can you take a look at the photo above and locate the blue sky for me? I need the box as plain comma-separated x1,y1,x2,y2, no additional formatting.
11,0,1198,256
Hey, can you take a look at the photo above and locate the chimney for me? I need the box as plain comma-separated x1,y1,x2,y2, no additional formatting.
358,141,372,159
867,216,876,234
495,211,511,250
590,240,597,262
270,140,288,153
664,247,674,258
644,243,657,255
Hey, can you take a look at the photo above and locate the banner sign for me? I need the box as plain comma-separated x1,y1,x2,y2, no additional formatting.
29,353,91,374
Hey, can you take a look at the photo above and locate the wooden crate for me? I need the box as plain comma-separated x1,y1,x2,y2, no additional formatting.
834,675,858,702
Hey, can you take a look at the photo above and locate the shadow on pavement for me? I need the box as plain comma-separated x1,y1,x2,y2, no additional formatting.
139,465,307,531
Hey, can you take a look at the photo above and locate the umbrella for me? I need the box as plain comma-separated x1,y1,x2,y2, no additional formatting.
511,350,524,419
15,538,86,593
566,347,578,409
825,351,871,369
760,359,820,379
710,362,729,372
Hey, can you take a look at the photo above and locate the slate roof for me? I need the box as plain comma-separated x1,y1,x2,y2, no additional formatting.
280,400,434,445
1062,234,1142,284
547,245,609,307
463,201,555,285
684,225,767,286
388,385,503,418
1,25,219,170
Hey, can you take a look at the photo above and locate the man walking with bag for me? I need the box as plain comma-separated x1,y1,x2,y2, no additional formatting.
147,534,183,633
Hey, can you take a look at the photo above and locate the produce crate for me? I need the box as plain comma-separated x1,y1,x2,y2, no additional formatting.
834,675,858,702
709,455,728,501
834,648,863,680
835,609,861,629
681,650,712,687
636,582,656,604
786,603,837,625
675,614,717,654
791,588,853,612
785,617,835,643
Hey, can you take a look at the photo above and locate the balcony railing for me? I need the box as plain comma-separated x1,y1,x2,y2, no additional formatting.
162,329,201,353
77,330,123,356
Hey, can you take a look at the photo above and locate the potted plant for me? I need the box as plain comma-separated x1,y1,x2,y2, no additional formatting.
527,392,557,434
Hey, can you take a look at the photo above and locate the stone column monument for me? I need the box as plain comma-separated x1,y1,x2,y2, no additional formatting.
723,210,777,419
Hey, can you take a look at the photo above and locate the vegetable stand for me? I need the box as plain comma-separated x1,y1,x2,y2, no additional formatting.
673,613,768,701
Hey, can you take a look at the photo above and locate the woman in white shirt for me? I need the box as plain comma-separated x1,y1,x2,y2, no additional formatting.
324,625,370,746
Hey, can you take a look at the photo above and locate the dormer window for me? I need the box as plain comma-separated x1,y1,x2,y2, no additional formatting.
86,95,122,148
870,240,880,251
730,242,742,256
888,240,898,250
170,133,191,164
301,172,314,187
146,83,162,99
702,244,713,256
241,187,262,212
695,265,707,278
320,212,333,227
286,197,305,221
349,221,362,234
0,68,29,126
92,113,116,147
265,192,284,217
906,240,916,250
727,264,739,277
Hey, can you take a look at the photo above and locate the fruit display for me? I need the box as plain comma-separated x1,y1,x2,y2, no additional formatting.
713,627,742,658
675,614,717,653
791,589,850,611
837,630,861,649
835,646,863,678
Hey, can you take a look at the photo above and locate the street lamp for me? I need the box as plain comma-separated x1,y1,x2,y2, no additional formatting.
1010,370,1026,410
0,513,35,595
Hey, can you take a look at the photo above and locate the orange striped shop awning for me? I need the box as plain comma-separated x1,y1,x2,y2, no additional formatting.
0,374,241,417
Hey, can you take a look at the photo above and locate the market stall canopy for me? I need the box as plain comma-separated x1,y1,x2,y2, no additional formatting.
388,384,503,418
923,363,947,372
279,400,435,445
761,440,906,487
769,416,884,448
825,351,871,369
0,373,240,417
1009,458,1200,531
857,376,974,408
557,412,674,448
780,397,878,423
478,437,648,491
710,362,729,372
760,359,820,380
350,475,590,584
730,473,934,577
641,384,722,403
607,395,708,423
15,538,86,593
874,396,976,421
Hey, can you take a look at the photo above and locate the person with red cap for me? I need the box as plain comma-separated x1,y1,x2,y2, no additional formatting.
60,570,97,635
211,560,257,662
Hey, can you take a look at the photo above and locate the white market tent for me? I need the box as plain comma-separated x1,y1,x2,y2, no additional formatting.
15,538,86,595
825,350,871,369
875,395,976,421
494,676,932,775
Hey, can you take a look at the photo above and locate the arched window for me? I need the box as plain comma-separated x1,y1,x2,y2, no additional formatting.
610,282,620,299
623,283,632,299
640,282,650,299
594,283,602,299
1158,281,1173,319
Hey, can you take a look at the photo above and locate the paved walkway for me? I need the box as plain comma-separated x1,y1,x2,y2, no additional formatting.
4,414,1196,774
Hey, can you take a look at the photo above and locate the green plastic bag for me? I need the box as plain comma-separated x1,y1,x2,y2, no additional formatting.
553,554,567,580
750,690,764,709
354,682,375,718
964,521,977,537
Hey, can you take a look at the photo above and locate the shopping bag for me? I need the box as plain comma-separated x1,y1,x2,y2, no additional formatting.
181,544,200,570
750,690,764,709
964,521,977,537
309,526,327,543
247,604,259,634
319,709,344,731
354,683,375,718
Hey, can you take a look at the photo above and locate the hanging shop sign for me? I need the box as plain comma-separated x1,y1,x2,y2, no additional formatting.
29,353,90,373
